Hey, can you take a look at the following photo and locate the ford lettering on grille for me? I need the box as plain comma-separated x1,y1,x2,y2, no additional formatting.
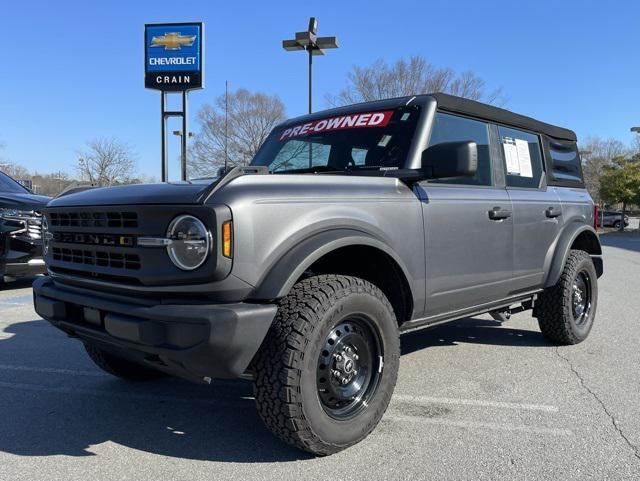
52,232,136,247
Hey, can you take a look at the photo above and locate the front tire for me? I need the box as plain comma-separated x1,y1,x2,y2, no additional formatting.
252,275,400,455
536,250,598,345
84,344,166,381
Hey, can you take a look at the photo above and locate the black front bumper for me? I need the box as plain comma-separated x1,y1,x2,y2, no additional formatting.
1,224,45,279
33,276,278,380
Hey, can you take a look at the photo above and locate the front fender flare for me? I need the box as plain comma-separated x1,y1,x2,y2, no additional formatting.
250,228,415,301
544,223,602,288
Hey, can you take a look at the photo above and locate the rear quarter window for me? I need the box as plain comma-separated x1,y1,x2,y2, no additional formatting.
544,138,584,185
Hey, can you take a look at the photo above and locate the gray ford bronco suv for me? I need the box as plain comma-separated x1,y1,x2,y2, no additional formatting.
34,93,602,455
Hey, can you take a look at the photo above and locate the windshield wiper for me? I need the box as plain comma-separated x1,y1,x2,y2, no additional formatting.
272,165,343,174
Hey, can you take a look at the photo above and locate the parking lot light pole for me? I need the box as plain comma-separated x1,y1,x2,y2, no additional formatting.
282,17,339,114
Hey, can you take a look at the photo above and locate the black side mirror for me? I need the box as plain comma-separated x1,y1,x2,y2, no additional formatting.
421,141,478,179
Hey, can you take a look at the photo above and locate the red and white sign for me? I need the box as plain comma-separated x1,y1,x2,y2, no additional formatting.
279,110,394,141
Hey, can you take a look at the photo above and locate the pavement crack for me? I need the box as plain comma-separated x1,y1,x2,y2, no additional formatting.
555,347,640,462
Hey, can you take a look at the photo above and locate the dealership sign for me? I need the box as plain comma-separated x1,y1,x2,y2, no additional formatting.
144,22,203,91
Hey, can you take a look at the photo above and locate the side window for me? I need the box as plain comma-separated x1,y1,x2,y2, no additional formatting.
428,112,492,186
498,126,544,189
546,139,583,184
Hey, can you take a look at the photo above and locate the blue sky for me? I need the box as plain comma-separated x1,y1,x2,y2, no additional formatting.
0,0,638,180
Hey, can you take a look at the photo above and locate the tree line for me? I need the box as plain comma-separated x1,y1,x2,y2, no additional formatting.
1,137,151,196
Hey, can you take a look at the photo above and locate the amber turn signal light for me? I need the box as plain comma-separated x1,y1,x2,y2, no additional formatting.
222,221,233,258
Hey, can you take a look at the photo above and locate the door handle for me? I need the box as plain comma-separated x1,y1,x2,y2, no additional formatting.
545,207,562,218
488,207,512,220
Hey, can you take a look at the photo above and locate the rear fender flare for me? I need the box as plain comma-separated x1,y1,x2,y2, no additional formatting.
544,223,602,288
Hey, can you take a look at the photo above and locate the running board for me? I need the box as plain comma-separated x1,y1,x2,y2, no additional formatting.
489,297,536,323
400,291,540,333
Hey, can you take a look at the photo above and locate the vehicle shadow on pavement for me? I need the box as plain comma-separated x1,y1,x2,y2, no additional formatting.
599,232,640,253
401,317,551,355
0,320,313,463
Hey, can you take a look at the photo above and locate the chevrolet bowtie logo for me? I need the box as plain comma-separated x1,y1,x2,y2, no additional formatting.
150,32,196,50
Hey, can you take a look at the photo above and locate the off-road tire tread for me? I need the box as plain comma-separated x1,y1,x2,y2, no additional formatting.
84,344,166,381
252,274,397,456
536,249,594,345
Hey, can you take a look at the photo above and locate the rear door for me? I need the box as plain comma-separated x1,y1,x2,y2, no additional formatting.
497,125,563,293
418,112,513,317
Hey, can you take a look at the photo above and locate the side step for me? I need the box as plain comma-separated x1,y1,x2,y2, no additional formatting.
489,296,536,323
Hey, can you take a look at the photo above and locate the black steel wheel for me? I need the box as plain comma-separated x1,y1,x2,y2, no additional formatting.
536,249,598,345
571,269,592,326
253,275,400,456
316,317,383,420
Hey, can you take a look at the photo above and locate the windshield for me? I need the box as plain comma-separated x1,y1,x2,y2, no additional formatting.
251,106,420,173
0,172,29,193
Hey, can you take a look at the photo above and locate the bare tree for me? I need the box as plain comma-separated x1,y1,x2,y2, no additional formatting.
0,162,31,181
190,89,286,177
579,136,628,204
77,137,136,187
326,56,506,107
31,171,75,196
0,142,30,180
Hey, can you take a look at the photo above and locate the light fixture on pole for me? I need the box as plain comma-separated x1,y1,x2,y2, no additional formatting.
172,130,194,138
282,17,339,114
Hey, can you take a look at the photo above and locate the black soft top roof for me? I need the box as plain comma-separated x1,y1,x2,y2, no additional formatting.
278,92,576,142
430,93,576,142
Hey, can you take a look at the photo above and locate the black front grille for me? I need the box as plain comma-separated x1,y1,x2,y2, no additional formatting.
52,247,141,270
45,204,219,287
50,211,138,228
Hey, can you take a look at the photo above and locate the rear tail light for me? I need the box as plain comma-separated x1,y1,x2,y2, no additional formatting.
593,204,599,230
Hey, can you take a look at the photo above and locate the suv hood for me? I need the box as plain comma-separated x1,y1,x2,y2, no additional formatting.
47,181,216,208
0,192,51,211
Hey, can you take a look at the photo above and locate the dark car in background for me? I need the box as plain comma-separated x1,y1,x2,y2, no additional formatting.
598,211,629,229
0,171,50,282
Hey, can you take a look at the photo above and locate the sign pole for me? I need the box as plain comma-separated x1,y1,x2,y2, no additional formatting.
181,90,188,181
161,92,168,182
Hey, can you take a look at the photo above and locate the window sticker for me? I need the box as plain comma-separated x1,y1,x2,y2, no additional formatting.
279,111,394,141
502,137,533,178
503,137,520,175
514,138,533,178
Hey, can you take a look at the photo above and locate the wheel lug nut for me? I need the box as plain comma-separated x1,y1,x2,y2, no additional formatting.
342,377,349,385
353,354,359,360
334,354,342,361
332,369,341,377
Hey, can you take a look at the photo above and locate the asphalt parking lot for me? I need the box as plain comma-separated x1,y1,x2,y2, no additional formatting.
0,234,639,481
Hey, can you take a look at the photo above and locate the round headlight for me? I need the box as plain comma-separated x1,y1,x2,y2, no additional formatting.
42,215,50,256
166,215,210,270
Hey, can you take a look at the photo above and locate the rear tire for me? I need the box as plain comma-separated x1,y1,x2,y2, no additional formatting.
613,220,621,229
84,344,166,381
536,250,598,345
252,275,400,456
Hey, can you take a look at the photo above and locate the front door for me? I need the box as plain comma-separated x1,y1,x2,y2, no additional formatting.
419,112,514,317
